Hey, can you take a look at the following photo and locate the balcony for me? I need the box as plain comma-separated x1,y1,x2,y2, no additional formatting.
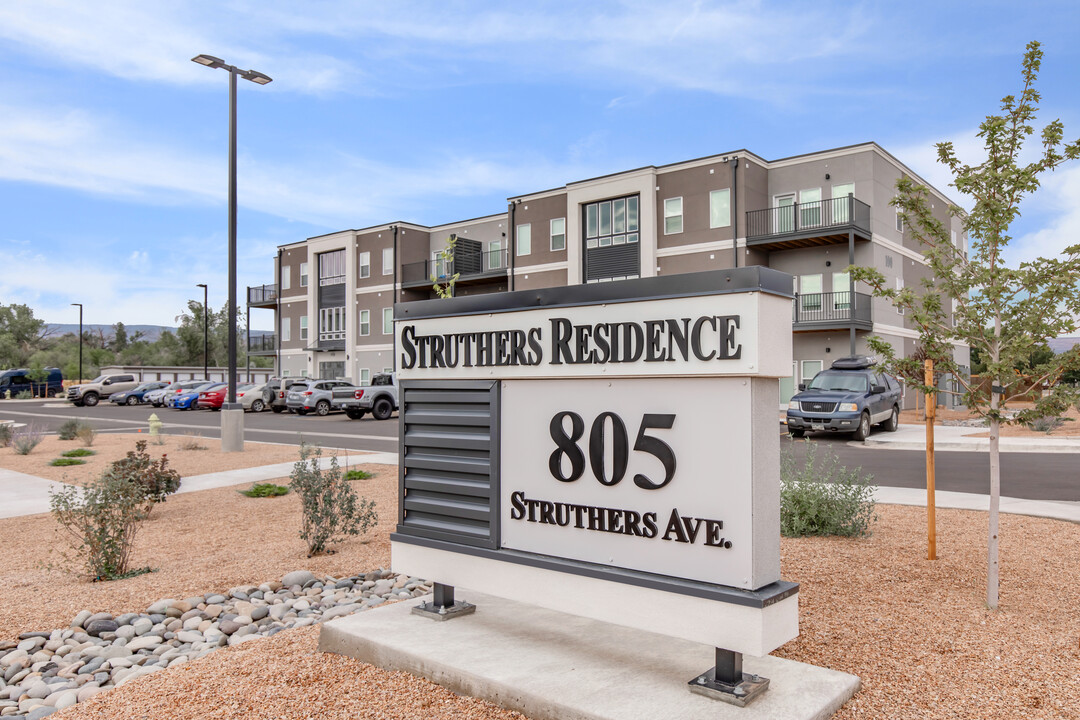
247,334,276,355
247,284,278,307
401,247,509,289
746,196,871,250
792,292,872,331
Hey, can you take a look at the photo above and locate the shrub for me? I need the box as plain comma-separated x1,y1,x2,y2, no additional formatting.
1025,415,1064,434
12,423,44,455
178,433,206,451
104,440,182,509
62,448,96,458
75,425,96,447
0,423,11,448
241,483,290,498
344,469,374,481
57,419,85,440
49,473,149,580
15,390,33,400
50,457,86,466
290,444,377,556
780,441,877,538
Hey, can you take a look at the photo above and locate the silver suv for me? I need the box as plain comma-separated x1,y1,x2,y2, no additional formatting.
267,377,312,413
285,379,359,416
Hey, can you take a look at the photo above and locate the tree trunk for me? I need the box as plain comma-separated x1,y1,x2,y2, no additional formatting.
987,398,1000,609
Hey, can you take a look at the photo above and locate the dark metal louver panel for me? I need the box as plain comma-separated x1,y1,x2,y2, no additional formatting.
585,244,640,281
397,380,500,549
453,238,483,275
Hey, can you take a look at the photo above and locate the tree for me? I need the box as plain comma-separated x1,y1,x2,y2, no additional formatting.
430,234,460,299
111,322,129,352
0,304,51,367
850,41,1080,609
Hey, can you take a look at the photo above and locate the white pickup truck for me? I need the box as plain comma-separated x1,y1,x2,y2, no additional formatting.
340,372,398,420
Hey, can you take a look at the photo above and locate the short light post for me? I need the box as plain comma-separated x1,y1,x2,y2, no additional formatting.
196,283,209,380
191,53,272,452
70,303,83,383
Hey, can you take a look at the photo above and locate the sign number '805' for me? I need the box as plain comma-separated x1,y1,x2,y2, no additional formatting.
548,411,677,490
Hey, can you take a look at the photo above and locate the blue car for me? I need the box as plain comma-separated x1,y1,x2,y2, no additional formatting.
786,356,903,440
110,382,170,406
168,382,224,410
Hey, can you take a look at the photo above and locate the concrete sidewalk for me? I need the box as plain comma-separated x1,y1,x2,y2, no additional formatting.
859,422,1080,453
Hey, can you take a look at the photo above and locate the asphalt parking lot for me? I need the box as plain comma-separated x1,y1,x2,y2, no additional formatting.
0,399,399,454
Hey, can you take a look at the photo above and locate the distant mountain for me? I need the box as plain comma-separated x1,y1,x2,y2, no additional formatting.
46,324,274,340
1049,337,1080,354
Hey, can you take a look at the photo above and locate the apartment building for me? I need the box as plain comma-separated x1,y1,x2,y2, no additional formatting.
246,142,970,406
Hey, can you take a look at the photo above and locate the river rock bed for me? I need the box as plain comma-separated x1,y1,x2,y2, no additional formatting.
0,569,429,718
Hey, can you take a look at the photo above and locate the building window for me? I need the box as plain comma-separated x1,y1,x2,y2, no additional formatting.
359,309,370,336
799,274,822,311
281,317,290,342
281,265,291,291
300,263,308,287
383,366,393,374
831,183,854,222
319,307,346,341
488,240,504,270
896,277,905,315
382,307,393,335
832,272,850,310
801,360,823,387
585,197,639,247
359,368,370,386
550,218,566,251
358,251,371,279
895,205,904,233
799,188,821,227
383,247,394,275
885,254,893,268
300,315,308,340
517,224,531,256
664,197,683,235
709,189,731,229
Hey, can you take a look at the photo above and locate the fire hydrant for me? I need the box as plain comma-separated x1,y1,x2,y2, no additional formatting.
148,413,163,436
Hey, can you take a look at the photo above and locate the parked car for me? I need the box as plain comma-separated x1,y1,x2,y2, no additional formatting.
148,379,211,407
285,379,360,416
786,356,903,440
0,367,64,398
168,382,224,410
267,377,312,413
110,381,170,406
237,382,274,412
340,372,398,420
67,374,140,407
197,384,254,410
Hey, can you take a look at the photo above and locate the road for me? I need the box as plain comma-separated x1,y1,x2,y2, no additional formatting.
2,401,1076,503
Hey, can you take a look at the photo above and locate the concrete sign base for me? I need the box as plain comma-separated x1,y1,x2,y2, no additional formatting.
319,589,859,720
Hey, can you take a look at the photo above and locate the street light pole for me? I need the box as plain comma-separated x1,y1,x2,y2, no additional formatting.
196,283,208,379
70,303,83,383
192,54,271,452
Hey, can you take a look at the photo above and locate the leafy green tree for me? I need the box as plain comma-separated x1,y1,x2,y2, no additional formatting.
0,303,50,367
111,322,129,352
850,41,1080,609
430,234,460,299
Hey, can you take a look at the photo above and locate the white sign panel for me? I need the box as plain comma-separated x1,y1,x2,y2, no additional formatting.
397,292,792,381
500,377,758,590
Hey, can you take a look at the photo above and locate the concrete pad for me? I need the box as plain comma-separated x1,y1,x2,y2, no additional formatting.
320,590,860,720
0,469,68,518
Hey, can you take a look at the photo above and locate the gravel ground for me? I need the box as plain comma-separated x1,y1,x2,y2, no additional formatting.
2,469,1077,718
900,405,1080,437
0,434,310,486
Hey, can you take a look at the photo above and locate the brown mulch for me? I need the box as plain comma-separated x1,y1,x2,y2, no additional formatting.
0,433,315,486
0,471,1074,718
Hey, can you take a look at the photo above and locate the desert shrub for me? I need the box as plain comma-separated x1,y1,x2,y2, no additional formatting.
241,483,290,498
290,444,377,556
344,469,374,481
12,423,44,455
49,473,150,580
104,440,182,508
178,433,206,451
75,425,97,447
780,441,877,538
1026,415,1064,433
57,419,85,440
50,457,86,466
0,423,11,448
62,448,96,458
15,390,33,400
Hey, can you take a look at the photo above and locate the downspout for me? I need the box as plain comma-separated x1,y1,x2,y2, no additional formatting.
508,201,517,291
275,248,282,378
392,225,399,371
729,157,739,268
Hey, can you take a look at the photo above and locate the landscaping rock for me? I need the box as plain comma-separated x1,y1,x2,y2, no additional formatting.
281,570,315,588
84,620,118,638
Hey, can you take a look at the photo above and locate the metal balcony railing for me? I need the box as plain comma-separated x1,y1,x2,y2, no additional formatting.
746,196,871,240
792,292,872,326
401,247,509,286
247,284,278,305
247,334,276,353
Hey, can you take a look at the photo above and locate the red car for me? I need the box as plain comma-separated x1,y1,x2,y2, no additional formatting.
197,384,251,410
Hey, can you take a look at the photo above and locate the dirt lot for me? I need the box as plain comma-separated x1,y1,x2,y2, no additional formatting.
900,404,1080,437
0,433,315,485
0,473,1074,718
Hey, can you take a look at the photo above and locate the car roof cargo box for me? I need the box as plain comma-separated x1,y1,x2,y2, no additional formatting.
830,355,875,370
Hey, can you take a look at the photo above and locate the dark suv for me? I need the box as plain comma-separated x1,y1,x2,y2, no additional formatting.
786,356,903,440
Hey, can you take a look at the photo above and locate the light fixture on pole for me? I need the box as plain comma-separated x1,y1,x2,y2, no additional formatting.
196,283,209,380
192,53,272,452
70,303,83,384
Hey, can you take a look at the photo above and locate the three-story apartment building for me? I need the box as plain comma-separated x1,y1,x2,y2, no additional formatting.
247,142,969,406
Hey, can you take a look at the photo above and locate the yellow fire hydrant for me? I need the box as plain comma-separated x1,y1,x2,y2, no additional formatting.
148,413,163,436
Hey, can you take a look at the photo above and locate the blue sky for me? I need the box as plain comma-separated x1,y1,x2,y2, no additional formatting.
1,1,1078,330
